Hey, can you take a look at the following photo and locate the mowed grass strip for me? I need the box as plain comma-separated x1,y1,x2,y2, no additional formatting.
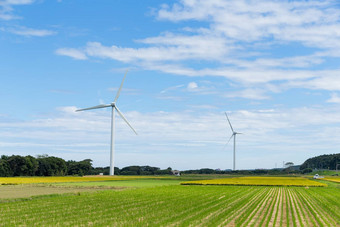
0,185,339,226
181,176,327,187
0,176,166,185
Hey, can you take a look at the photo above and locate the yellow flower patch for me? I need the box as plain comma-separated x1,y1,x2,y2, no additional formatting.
181,176,327,187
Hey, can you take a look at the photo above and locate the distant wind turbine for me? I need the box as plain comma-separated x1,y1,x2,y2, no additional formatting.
76,70,137,175
225,112,242,171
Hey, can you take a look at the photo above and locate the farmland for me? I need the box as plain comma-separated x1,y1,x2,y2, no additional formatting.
0,176,339,226
0,175,166,185
181,176,327,187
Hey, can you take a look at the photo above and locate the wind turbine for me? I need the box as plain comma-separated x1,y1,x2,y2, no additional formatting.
225,112,242,171
76,70,137,175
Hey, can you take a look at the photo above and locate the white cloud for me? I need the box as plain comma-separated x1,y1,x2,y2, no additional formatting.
55,0,340,100
56,48,88,60
224,88,269,100
4,0,34,4
157,0,340,47
327,93,340,103
1,106,340,169
187,82,198,90
6,26,56,36
0,0,35,20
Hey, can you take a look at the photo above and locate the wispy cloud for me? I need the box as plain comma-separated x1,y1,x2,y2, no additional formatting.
1,105,340,169
327,93,340,103
55,0,340,98
6,26,56,36
0,0,35,20
55,48,87,60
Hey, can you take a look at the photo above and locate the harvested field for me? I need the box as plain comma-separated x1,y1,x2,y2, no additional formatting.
0,184,111,200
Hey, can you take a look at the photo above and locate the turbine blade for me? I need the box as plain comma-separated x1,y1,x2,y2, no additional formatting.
225,112,235,133
114,69,128,103
76,104,111,112
223,134,234,150
115,106,138,135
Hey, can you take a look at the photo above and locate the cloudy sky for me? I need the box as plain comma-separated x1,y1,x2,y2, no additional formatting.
1,0,340,170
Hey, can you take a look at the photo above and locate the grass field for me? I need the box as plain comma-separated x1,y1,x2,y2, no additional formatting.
0,176,339,226
181,176,327,187
55,179,183,188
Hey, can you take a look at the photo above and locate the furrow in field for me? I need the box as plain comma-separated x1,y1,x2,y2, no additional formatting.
191,187,254,227
289,188,309,227
254,187,278,227
294,189,328,226
217,187,270,226
263,187,281,227
270,187,282,227
244,187,276,226
119,187,221,225
295,189,337,226
165,187,253,226
286,188,303,227
280,187,287,227
193,187,261,227
295,193,316,227
152,187,231,226
285,187,295,227
300,187,340,225
233,187,273,227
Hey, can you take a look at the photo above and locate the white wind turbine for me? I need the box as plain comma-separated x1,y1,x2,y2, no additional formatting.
225,112,242,171
76,70,137,175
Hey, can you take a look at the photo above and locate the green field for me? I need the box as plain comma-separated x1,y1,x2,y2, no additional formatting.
0,176,339,226
55,179,183,188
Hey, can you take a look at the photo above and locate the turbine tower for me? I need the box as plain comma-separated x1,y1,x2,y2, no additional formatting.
225,112,242,171
76,70,137,175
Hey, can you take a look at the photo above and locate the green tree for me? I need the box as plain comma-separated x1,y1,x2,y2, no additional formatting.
0,157,11,177
37,156,67,176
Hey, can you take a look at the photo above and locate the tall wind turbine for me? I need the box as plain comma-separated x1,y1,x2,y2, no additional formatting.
76,70,137,175
225,112,242,171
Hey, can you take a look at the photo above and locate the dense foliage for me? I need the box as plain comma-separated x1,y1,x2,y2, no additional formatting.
300,153,340,170
0,155,174,177
0,155,88,177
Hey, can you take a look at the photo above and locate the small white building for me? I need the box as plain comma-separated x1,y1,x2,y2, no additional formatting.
172,170,181,176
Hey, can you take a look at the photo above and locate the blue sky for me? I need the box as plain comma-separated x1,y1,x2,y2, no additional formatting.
1,0,340,170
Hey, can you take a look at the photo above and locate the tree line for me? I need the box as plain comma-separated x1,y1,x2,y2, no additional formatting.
0,154,174,177
300,153,340,171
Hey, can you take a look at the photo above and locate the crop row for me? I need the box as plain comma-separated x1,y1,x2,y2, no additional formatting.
0,184,338,226
181,176,327,187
